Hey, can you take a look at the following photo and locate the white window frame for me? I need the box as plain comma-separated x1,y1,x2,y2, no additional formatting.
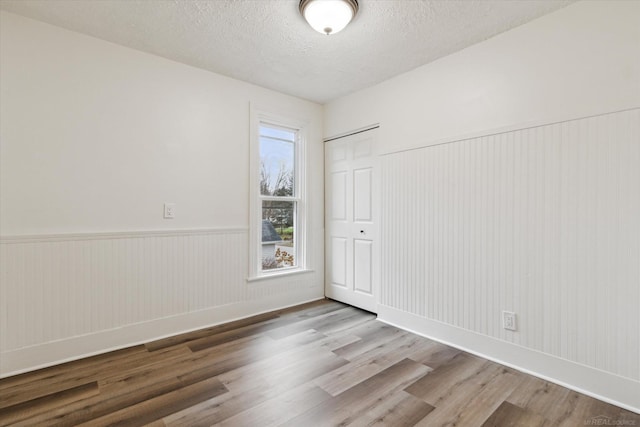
248,106,308,280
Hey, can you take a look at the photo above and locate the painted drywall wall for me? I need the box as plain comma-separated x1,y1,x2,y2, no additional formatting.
324,1,640,152
0,11,324,375
324,0,640,412
1,11,325,235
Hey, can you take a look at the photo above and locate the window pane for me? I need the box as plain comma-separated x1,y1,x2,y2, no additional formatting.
261,200,296,270
260,131,295,197
260,125,295,141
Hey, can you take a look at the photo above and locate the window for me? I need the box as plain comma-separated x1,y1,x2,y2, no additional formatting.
249,108,307,279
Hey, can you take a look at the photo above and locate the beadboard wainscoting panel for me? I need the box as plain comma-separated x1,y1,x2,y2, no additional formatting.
0,228,324,376
379,109,640,408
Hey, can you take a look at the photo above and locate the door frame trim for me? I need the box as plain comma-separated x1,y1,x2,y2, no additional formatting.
323,124,379,143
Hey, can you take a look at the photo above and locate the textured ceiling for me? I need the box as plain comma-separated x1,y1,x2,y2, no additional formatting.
0,0,575,104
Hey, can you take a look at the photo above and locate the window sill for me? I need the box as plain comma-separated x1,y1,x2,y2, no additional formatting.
246,268,315,283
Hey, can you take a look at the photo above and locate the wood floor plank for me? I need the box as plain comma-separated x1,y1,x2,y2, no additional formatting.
287,298,349,318
556,392,640,427
75,377,228,427
162,328,340,397
404,351,487,405
183,305,353,354
317,332,414,391
1,299,635,426
0,346,145,394
315,309,377,336
266,306,365,340
508,377,640,427
184,318,285,352
0,381,99,426
144,312,280,352
0,344,192,418
332,321,407,360
163,331,352,425
345,390,434,427
225,345,347,392
215,383,333,427
414,364,523,426
315,332,433,396
14,337,259,426
145,299,344,353
93,345,194,389
408,340,462,370
0,345,147,408
217,331,351,393
163,349,348,426
16,373,216,426
281,358,431,427
482,401,552,427
506,375,579,424
0,346,152,409
0,374,97,412
100,334,278,391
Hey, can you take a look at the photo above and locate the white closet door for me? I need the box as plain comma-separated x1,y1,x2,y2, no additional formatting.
325,128,379,313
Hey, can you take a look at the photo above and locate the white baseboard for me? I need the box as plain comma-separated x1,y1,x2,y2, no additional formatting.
0,287,323,378
377,304,640,415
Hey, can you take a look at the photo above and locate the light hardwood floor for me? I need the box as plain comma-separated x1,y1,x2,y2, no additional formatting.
0,299,638,426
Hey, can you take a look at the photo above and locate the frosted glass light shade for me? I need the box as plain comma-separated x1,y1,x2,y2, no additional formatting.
299,0,359,35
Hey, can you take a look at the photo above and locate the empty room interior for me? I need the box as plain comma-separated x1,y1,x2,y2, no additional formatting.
0,0,639,425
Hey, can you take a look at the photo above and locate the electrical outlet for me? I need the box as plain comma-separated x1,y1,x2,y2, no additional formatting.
502,311,517,331
164,203,175,219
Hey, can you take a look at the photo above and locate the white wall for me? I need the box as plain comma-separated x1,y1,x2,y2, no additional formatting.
0,11,324,375
325,0,640,412
325,1,639,152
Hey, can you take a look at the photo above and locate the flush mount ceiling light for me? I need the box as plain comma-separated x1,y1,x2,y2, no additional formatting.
299,0,359,35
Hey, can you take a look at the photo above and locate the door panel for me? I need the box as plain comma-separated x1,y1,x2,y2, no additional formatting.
353,168,372,222
330,237,348,287
331,172,347,220
354,239,373,294
325,129,379,313
354,138,372,158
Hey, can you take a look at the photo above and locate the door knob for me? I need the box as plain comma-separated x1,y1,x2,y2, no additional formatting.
360,230,365,234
